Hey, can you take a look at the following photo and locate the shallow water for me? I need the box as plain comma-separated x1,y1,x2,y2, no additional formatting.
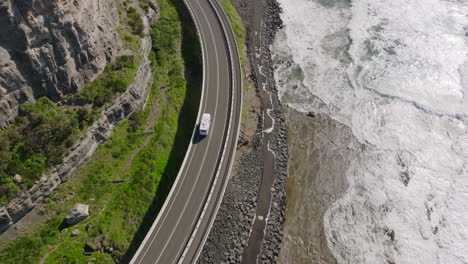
272,0,468,263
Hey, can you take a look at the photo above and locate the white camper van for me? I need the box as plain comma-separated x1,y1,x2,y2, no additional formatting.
200,113,211,136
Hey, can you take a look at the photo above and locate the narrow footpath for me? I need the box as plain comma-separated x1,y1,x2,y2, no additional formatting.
242,0,281,262
197,0,287,263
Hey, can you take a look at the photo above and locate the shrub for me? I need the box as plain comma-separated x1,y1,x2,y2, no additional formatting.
80,55,137,107
0,97,84,200
139,1,149,12
112,55,135,71
127,7,144,36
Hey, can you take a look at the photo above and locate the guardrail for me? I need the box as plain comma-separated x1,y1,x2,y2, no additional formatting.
180,0,244,262
128,0,207,262
129,0,243,263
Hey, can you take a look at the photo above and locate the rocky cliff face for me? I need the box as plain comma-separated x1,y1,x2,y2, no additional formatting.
0,0,159,234
0,0,122,127
0,13,155,235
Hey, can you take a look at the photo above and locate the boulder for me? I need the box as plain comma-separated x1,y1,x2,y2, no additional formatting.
65,203,89,225
6,194,34,221
0,207,12,232
13,174,22,183
71,229,80,236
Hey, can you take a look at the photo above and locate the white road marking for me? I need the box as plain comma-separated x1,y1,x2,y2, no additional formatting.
181,0,242,262
156,2,222,263
133,1,211,262
132,0,243,262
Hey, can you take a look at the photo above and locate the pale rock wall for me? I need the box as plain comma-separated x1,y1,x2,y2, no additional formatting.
0,0,159,233
0,0,122,127
0,28,154,235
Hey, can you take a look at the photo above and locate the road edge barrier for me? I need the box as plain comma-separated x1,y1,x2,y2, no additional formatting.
129,0,207,262
179,0,243,262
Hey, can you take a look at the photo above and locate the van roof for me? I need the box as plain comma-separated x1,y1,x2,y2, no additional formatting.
200,113,210,130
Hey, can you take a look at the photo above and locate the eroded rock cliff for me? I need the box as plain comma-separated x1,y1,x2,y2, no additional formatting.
0,0,122,127
0,0,159,234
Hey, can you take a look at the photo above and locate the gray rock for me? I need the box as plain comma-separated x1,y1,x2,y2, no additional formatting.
65,203,89,226
0,207,12,232
6,194,34,221
28,174,61,204
71,229,80,236
13,174,22,183
0,0,124,128
0,1,157,232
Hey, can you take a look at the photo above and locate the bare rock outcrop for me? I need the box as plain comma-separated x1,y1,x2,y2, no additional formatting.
65,203,89,226
0,0,123,127
0,3,157,234
0,207,12,233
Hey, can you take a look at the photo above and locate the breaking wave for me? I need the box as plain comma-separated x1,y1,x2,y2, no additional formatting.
272,0,468,263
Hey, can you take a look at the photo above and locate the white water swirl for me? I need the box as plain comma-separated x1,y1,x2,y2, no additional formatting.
272,0,468,263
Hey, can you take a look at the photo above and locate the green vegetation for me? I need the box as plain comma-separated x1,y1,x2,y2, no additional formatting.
0,0,201,263
77,55,138,108
118,1,147,50
0,3,144,205
218,0,251,123
0,98,87,203
0,54,139,204
219,0,247,66
139,0,151,12
127,7,145,36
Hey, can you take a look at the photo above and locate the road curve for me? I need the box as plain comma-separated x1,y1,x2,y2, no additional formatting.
130,0,242,263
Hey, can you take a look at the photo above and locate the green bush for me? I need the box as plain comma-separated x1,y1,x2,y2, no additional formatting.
0,97,85,198
127,7,145,36
139,1,150,12
128,112,143,133
0,0,202,261
112,55,135,71
80,55,136,108
0,0,142,205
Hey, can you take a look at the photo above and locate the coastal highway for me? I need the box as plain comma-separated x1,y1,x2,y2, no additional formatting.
130,0,242,263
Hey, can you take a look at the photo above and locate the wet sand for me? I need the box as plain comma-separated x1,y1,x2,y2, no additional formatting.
278,107,356,264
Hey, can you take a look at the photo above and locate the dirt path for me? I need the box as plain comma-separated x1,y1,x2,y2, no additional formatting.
123,94,163,171
39,242,64,264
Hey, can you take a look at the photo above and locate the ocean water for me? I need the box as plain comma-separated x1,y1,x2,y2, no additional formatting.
272,0,468,263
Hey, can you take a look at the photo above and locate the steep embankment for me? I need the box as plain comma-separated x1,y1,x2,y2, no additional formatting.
0,0,202,262
0,0,158,234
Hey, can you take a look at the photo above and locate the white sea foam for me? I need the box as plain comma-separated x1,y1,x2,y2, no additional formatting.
272,0,468,263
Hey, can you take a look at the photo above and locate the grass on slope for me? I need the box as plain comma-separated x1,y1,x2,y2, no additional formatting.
0,57,140,206
0,4,144,205
218,0,253,124
219,0,247,66
0,0,201,263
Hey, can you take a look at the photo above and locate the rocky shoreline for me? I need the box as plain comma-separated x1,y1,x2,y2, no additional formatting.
198,0,287,263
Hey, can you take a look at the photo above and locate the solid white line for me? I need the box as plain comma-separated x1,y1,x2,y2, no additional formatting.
156,1,222,263
130,0,209,262
181,0,243,263
132,0,244,262
176,0,235,261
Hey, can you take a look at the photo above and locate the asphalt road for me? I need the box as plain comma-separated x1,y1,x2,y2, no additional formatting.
130,0,242,263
